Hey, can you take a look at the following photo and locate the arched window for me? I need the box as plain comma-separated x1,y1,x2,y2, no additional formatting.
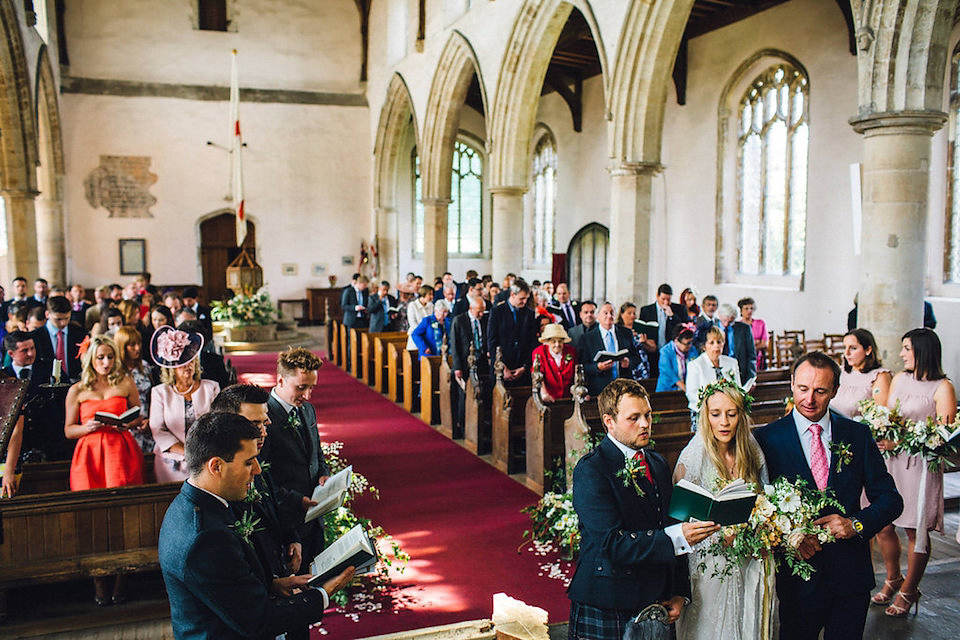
736,64,808,276
531,133,557,266
945,43,960,282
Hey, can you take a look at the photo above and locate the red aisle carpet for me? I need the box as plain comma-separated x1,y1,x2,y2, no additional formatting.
233,353,572,638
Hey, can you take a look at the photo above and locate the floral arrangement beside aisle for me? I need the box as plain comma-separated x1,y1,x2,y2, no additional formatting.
211,289,276,326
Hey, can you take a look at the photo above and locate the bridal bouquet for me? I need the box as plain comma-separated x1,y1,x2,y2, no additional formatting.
857,398,908,457
894,416,960,472
706,477,843,581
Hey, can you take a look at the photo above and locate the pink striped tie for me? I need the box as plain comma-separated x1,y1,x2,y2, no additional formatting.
809,423,829,490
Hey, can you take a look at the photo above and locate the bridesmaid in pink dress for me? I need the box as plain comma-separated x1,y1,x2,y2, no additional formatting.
871,328,955,618
737,297,767,371
831,329,891,418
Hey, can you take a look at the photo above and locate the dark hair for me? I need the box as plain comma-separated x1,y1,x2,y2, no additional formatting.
26,306,45,324
211,383,270,414
737,297,755,310
4,330,33,353
679,288,699,315
467,277,482,287
145,284,159,297
182,286,200,299
35,278,48,285
902,327,945,381
702,294,718,304
434,277,443,286
792,351,842,390
100,307,124,331
531,280,541,287
12,276,26,284
109,283,122,292
185,412,261,476
47,295,71,314
657,283,673,296
510,278,531,295
673,323,695,341
6,300,22,319
617,302,636,326
580,300,597,311
842,328,882,373
178,319,211,343
150,304,175,327
465,270,478,278
351,272,360,280
380,280,390,288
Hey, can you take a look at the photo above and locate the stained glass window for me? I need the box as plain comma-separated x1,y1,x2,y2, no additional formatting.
945,44,960,282
737,64,808,275
531,134,557,265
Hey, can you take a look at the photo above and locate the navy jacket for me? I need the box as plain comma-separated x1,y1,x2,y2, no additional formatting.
575,324,639,397
486,302,538,371
340,286,370,329
369,293,398,333
754,411,902,599
568,436,690,611
159,482,327,639
723,321,757,385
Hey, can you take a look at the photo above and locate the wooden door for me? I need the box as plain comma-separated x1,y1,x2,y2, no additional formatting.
200,213,256,302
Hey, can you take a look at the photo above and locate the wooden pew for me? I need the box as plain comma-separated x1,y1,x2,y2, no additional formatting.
491,348,532,475
437,342,457,438
525,357,575,495
326,301,338,364
387,342,408,404
338,323,348,372
419,354,443,425
349,327,368,379
374,332,410,394
463,343,493,455
402,348,421,415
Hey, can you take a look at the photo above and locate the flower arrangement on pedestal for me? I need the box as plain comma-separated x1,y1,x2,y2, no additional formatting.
212,289,277,341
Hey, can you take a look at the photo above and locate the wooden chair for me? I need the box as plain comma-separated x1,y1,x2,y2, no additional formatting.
338,324,348,371
350,328,368,380
564,366,604,469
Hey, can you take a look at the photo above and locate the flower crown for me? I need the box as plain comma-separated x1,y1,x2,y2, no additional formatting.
696,375,754,412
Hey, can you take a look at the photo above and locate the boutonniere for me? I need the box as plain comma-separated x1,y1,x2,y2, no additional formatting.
285,411,302,432
563,353,573,364
230,509,264,546
830,441,853,473
616,456,648,497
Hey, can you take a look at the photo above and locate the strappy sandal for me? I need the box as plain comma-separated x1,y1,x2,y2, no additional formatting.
885,590,921,617
870,575,904,605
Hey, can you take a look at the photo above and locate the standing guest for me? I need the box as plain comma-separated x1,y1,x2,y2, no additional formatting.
679,288,700,322
69,284,91,326
436,283,457,313
870,328,955,617
341,275,370,330
657,324,698,392
107,283,124,304
411,304,450,358
19,305,46,333
754,352,902,639
494,273,516,305
406,285,434,349
26,278,49,309
433,272,457,302
693,294,720,350
639,284,685,378
531,323,576,403
1,276,28,319
449,296,488,437
738,297,768,371
163,292,184,317
114,326,156,453
259,348,331,584
717,304,756,387
542,281,555,304
64,334,145,605
487,282,502,303
685,327,741,425
549,283,579,330
575,302,638,397
394,287,415,335
174,307,198,327
31,295,84,382
2,331,52,496
567,300,597,345
95,307,125,337
368,280,398,333
159,411,354,639
452,277,485,316
86,288,112,332
149,326,220,483
487,279,538,385
831,328,891,419
617,302,652,380
181,286,213,334
567,379,718,640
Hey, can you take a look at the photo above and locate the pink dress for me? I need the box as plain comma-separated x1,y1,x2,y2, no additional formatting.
745,318,767,370
831,367,889,419
886,375,944,533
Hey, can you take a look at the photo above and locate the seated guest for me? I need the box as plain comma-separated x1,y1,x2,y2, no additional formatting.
737,297,768,371
174,306,198,327
144,303,175,344
149,326,220,482
23,304,46,332
567,300,597,346
411,304,451,358
685,326,741,425
159,411,354,639
26,277,49,309
86,290,113,332
64,334,145,605
114,326,156,453
694,294,720,350
532,323,576,403
368,280,398,332
717,303,756,387
679,287,700,322
617,302,651,380
115,300,139,330
656,324,698,392
95,307,125,337
576,302,639,397
180,319,232,389
548,283,579,330
542,281,555,305
406,285,434,349
31,295,84,382
487,278,538,385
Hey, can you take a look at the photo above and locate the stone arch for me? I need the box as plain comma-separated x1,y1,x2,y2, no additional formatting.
419,30,488,276
35,44,66,285
373,73,419,285
0,0,40,280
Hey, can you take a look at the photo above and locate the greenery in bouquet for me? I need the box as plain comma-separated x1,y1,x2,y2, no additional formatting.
211,290,276,326
894,415,960,472
856,398,908,457
703,477,843,582
320,441,409,606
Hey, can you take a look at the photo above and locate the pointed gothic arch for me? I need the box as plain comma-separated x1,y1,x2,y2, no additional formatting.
35,44,66,285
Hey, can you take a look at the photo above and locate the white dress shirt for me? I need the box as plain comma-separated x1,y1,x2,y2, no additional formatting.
792,408,833,470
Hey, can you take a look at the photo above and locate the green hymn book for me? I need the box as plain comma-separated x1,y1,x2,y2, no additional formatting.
668,478,758,526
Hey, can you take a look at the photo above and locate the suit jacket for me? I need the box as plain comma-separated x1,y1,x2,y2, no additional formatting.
450,295,490,317
655,341,699,392
231,469,300,581
486,302,538,371
548,301,581,330
4,358,53,401
159,482,327,639
723,321,757,385
368,293,398,333
411,314,450,358
754,411,902,600
340,287,370,329
638,302,685,348
568,436,690,611
531,344,576,399
575,324,639,397
31,323,85,381
70,301,91,327
449,311,488,375
567,322,596,348
201,350,232,390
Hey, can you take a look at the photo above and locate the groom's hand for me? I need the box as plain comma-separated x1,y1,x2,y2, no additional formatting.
681,521,720,545
661,595,685,623
813,514,855,540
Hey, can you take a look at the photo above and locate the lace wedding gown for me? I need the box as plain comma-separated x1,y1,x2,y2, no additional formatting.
674,435,775,640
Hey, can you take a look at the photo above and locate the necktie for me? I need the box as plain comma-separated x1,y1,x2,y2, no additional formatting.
472,318,481,351
714,366,724,380
565,304,574,326
678,351,686,380
55,330,65,374
726,326,735,356
604,329,618,379
19,367,30,380
809,423,829,490
657,307,667,346
632,451,654,484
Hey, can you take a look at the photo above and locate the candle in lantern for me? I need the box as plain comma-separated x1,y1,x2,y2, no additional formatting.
52,359,61,385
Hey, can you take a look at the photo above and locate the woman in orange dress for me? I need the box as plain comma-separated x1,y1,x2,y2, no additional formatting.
64,334,145,605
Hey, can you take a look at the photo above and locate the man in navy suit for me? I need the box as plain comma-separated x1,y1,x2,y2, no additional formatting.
159,411,354,639
30,295,84,381
575,302,639,397
568,379,719,639
368,280,398,332
754,352,902,640
486,278,538,385
638,284,685,378
547,283,580,330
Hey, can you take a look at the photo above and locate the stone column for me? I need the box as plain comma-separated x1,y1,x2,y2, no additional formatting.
35,186,66,286
607,162,662,306
2,189,40,281
850,112,945,366
421,197,451,279
374,205,398,286
490,186,526,281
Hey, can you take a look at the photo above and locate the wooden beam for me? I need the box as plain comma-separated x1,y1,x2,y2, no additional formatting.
353,0,371,82
833,0,857,56
545,72,583,133
672,35,688,106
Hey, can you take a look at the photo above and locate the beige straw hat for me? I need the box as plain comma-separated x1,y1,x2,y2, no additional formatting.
539,323,571,343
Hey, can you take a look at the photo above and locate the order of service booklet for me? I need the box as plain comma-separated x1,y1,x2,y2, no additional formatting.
304,465,353,523
668,478,758,526
307,524,379,587
593,348,629,363
94,406,141,427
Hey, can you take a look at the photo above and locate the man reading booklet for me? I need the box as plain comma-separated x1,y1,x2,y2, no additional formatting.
669,478,758,526
304,465,353,523
308,524,378,587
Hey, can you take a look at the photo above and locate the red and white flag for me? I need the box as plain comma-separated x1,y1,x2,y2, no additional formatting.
229,49,246,246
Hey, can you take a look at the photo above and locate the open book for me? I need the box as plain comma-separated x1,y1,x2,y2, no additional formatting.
307,524,378,587
593,349,629,363
668,478,758,526
95,406,140,428
304,466,353,523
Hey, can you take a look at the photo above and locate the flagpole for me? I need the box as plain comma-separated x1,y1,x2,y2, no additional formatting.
230,49,246,248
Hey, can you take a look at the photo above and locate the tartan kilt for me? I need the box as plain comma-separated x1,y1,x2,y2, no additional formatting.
568,601,636,640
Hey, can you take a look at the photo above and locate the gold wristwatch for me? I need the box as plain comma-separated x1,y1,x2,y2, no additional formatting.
850,517,864,537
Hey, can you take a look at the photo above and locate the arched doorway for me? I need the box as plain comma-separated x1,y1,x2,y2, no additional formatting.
567,222,608,303
200,212,255,302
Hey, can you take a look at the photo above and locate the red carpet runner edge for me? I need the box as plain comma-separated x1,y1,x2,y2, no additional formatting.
232,352,572,639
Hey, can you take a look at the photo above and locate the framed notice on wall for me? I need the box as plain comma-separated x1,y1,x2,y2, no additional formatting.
119,238,146,275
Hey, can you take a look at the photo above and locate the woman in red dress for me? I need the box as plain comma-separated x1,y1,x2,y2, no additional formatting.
531,323,576,403
64,334,145,605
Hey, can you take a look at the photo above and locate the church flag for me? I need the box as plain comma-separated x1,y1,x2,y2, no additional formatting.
230,49,246,247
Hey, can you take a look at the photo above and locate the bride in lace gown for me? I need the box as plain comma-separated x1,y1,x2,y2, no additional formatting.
674,381,775,640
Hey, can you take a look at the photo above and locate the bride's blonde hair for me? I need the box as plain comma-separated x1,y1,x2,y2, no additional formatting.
696,386,763,486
